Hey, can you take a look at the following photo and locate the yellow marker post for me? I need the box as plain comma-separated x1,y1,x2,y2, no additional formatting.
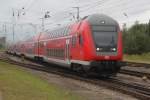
142,75,148,82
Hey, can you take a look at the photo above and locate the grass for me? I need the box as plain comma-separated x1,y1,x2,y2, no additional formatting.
124,52,150,64
0,61,84,100
0,48,5,52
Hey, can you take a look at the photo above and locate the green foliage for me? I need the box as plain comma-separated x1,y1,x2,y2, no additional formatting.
146,20,150,36
123,21,150,54
0,44,5,51
0,44,2,48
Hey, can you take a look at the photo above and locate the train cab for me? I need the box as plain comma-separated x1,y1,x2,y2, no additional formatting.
70,14,123,75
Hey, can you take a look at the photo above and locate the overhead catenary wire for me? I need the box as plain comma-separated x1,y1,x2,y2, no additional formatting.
8,0,150,25
18,0,121,23
45,0,150,27
7,0,150,38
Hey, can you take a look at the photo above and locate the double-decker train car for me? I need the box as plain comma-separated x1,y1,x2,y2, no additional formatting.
8,14,123,76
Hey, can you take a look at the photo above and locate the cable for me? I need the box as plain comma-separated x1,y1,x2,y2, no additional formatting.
24,0,38,11
78,0,150,23
13,0,150,30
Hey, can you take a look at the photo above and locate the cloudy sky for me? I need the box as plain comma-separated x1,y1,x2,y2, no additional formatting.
0,0,150,24
0,0,150,42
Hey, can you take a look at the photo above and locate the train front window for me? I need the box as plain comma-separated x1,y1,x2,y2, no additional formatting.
92,25,118,52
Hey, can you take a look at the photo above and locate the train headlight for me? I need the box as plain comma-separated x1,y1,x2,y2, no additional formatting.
111,48,116,51
96,48,100,51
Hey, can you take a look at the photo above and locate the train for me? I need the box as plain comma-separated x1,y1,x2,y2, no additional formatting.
7,14,123,77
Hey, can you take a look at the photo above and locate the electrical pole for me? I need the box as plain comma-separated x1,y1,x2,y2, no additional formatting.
3,23,7,48
17,7,25,20
12,8,15,43
2,23,7,36
73,7,80,21
41,17,45,32
40,11,50,32
12,24,15,42
11,7,25,43
3,23,7,39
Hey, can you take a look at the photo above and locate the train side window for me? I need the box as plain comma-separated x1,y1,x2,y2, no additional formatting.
72,35,77,47
79,34,83,46
47,49,49,56
39,42,44,47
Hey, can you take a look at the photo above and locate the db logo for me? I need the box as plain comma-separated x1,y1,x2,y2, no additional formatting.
104,56,110,59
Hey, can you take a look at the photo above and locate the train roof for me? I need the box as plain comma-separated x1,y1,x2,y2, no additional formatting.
23,14,119,42
85,14,118,26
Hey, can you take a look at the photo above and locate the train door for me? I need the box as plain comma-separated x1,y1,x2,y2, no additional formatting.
71,32,84,60
66,38,70,64
34,42,38,56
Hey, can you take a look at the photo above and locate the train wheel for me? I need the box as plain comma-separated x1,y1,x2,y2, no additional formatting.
21,54,25,63
71,63,89,77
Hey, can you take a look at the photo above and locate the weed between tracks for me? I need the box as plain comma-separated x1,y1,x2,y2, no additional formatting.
0,61,83,100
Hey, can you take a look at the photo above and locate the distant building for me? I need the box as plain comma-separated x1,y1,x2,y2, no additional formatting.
0,37,6,48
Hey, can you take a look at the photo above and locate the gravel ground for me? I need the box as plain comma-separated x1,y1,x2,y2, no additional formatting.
21,66,138,100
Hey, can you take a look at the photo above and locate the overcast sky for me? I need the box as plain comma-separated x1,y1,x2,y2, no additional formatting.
0,0,150,42
0,0,150,24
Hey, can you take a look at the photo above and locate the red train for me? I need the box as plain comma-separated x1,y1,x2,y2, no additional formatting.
7,14,123,76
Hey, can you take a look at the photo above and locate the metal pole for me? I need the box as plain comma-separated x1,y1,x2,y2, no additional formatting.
41,11,50,32
42,18,44,32
13,24,15,42
4,23,6,48
4,23,6,35
73,7,80,21
12,8,15,43
77,7,79,21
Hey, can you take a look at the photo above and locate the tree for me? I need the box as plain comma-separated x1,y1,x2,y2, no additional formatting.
147,20,150,36
123,22,150,54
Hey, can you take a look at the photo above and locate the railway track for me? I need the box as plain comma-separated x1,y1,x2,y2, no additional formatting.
124,61,150,67
104,78,150,100
120,61,150,79
120,69,150,79
0,54,150,100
